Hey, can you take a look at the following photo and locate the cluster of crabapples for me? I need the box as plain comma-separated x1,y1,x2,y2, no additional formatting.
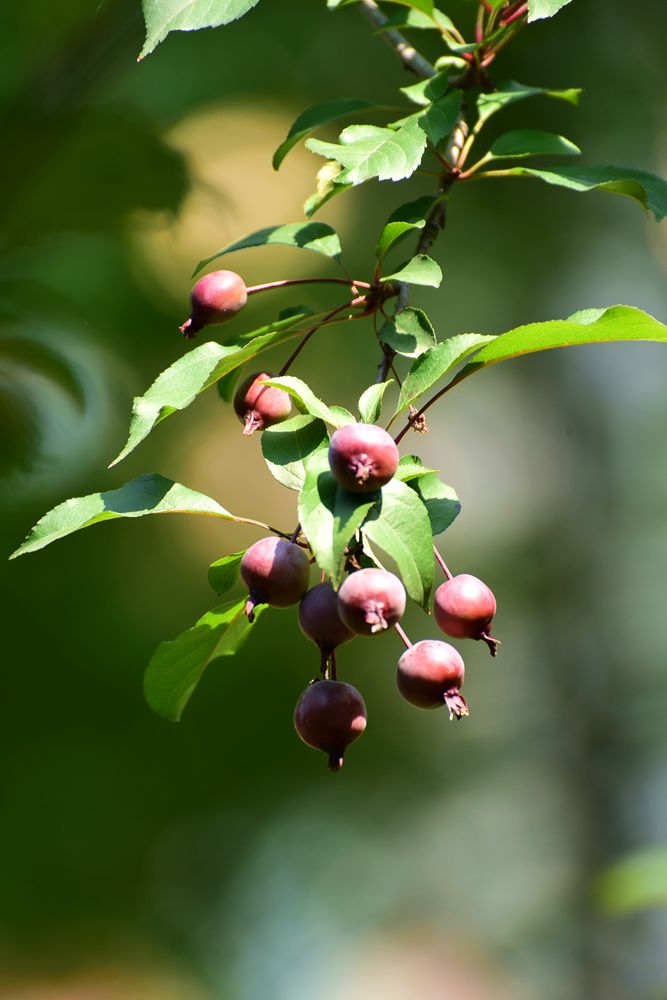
181,270,500,771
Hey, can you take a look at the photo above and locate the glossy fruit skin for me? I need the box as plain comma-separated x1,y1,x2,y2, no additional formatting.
328,423,399,493
397,640,468,718
434,574,496,640
179,270,248,338
337,568,406,635
233,371,292,436
240,537,310,611
298,583,354,657
294,679,367,771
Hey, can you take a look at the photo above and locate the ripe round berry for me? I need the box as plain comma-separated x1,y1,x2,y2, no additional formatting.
434,574,499,656
337,568,406,636
298,583,354,659
294,679,367,771
179,270,248,338
397,640,469,719
240,536,310,620
328,423,399,493
233,371,292,436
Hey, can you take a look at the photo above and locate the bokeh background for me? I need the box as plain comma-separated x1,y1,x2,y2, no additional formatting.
2,1,667,997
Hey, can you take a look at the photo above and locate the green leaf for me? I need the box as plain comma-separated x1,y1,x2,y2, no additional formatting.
258,375,349,427
358,381,393,424
395,334,496,415
489,129,581,159
304,160,352,217
418,90,462,147
476,81,582,126
216,364,245,402
400,71,452,108
597,847,667,915
395,455,438,481
194,222,342,275
483,165,667,221
10,474,244,558
361,479,434,609
208,551,246,595
110,313,314,466
144,598,264,721
139,0,260,59
381,254,442,287
445,305,667,391
527,0,574,22
410,474,461,535
298,453,376,586
375,195,435,262
261,414,329,492
273,98,377,170
380,307,437,358
306,118,428,186
328,405,357,426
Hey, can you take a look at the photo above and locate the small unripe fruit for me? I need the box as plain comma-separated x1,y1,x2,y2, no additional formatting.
397,639,469,719
233,371,292,436
434,574,500,656
328,423,399,493
179,270,248,338
337,568,406,635
240,536,310,620
298,582,354,659
294,679,367,771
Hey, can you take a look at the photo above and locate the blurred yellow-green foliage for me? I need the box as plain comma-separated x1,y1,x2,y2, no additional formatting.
2,1,667,997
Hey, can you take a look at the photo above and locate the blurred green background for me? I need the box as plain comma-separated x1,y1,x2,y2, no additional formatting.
2,1,667,997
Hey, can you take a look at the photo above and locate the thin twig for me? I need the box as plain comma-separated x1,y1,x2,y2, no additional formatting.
357,0,436,79
278,302,366,376
247,277,370,296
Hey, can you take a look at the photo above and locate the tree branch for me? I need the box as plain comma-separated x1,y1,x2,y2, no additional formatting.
357,0,436,79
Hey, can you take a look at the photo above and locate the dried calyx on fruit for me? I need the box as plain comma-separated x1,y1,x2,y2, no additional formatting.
179,270,248,338
434,574,500,656
397,639,469,720
298,582,354,668
337,568,406,635
233,371,292,436
328,423,399,493
294,678,367,771
240,536,310,621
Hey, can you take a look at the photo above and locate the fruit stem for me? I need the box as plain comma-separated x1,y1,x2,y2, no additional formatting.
278,302,354,376
246,277,371,296
330,649,338,681
433,546,454,580
394,623,413,649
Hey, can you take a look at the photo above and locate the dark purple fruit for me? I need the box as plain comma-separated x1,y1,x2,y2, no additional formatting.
397,639,468,719
434,574,500,656
328,423,399,493
233,371,292,436
337,568,406,636
179,270,248,338
240,536,310,620
294,679,367,771
298,582,355,659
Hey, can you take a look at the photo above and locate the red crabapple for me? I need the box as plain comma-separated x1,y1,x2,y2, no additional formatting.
179,270,248,338
397,639,469,720
240,536,310,620
233,371,292,436
298,583,354,661
293,679,367,771
328,423,399,493
434,574,500,656
337,568,406,635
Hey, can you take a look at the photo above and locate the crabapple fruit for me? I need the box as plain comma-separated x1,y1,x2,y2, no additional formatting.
293,679,367,771
434,574,500,656
240,536,310,620
233,371,292,436
337,568,406,635
298,583,354,660
179,270,247,338
328,423,399,493
397,639,469,720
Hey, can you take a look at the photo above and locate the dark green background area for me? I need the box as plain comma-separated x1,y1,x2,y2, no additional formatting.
2,2,667,997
